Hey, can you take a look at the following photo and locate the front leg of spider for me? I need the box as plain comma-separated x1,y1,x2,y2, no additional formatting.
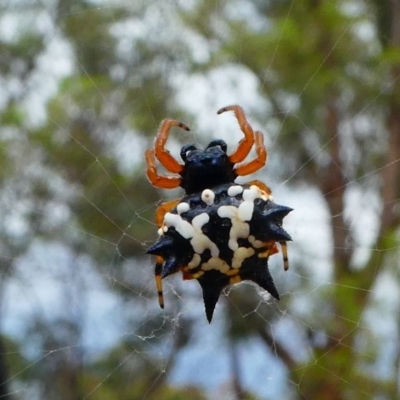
146,106,293,322
145,119,190,309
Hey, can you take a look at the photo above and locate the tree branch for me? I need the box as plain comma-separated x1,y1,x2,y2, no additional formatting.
256,326,297,370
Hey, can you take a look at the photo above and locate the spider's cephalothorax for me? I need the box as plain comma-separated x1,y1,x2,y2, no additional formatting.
145,105,292,321
147,183,292,322
179,140,236,194
145,105,267,194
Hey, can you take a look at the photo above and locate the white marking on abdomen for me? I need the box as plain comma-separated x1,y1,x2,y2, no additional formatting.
217,205,249,251
201,189,215,205
164,212,219,257
177,202,190,215
227,185,244,197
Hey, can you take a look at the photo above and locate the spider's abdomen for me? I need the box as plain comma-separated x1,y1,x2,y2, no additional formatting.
147,182,292,322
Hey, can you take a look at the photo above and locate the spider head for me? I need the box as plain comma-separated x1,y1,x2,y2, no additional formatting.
179,139,236,194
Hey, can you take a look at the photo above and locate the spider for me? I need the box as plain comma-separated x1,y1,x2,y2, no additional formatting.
146,105,292,321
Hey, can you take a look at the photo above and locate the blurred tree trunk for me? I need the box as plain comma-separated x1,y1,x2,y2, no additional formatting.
229,341,245,400
381,0,400,233
0,337,10,399
183,0,400,398
293,1,400,398
0,266,11,399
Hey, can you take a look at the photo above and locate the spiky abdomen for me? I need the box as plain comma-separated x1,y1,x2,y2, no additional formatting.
147,182,292,322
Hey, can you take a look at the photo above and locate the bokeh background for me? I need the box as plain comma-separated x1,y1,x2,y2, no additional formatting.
1,0,400,399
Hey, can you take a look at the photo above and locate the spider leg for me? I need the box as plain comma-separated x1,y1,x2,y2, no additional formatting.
280,241,289,271
155,198,181,226
256,241,279,260
154,119,190,174
155,256,165,308
233,131,267,176
258,239,289,271
145,149,182,189
245,179,273,198
217,104,255,164
152,199,181,309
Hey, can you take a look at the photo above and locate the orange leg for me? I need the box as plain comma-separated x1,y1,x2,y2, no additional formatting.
217,105,255,164
145,149,182,189
280,241,289,271
153,199,181,308
234,131,267,176
155,256,165,308
257,240,289,271
154,119,190,174
155,198,181,226
245,179,272,197
257,241,279,258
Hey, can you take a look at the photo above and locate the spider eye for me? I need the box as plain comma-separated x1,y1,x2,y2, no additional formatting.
206,140,227,153
180,144,197,161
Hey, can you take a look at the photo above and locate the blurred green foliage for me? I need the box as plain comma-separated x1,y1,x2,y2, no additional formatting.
1,0,400,399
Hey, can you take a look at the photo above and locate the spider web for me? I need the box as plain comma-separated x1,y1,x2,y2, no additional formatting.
1,0,399,399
